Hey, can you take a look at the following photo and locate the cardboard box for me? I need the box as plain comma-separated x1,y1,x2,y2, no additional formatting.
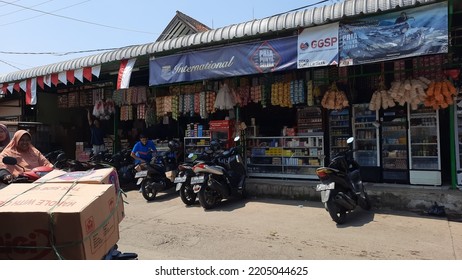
36,168,125,224
0,182,120,260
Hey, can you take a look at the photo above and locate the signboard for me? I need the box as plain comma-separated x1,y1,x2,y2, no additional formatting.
297,22,339,68
339,2,448,66
149,36,297,86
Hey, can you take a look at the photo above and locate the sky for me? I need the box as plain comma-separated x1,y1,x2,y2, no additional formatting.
0,0,338,75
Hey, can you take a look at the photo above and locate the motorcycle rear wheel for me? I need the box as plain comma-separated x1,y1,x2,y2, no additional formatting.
179,184,196,206
141,179,158,201
326,198,347,225
198,185,219,210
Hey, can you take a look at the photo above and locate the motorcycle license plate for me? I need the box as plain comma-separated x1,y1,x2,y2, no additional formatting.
320,189,331,203
135,170,147,178
174,176,186,183
190,175,204,184
316,182,335,191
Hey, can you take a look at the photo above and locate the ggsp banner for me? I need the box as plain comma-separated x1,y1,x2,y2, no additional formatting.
297,22,339,69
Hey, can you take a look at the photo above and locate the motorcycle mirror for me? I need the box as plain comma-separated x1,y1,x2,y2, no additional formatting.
234,136,240,142
2,156,17,166
347,137,354,144
56,153,67,162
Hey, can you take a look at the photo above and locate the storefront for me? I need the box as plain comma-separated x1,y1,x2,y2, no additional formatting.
0,0,459,190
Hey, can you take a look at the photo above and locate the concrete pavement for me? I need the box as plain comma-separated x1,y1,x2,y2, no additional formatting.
117,187,462,260
246,178,462,217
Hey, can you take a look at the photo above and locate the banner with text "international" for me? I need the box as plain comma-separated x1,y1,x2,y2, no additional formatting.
149,36,297,86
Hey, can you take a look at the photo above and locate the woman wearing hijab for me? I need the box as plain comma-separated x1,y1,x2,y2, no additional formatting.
0,123,11,152
0,130,52,177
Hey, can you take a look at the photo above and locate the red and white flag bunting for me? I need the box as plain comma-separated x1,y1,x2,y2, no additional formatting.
2,65,103,104
117,58,136,90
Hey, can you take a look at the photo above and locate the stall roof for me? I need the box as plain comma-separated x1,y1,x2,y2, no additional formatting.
0,0,437,84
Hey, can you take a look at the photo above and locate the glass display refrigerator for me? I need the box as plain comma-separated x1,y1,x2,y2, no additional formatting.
352,104,381,182
408,104,441,185
380,106,409,183
328,109,351,159
454,96,462,187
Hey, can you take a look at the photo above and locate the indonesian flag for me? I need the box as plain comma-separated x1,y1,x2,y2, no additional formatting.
25,78,37,105
117,58,136,90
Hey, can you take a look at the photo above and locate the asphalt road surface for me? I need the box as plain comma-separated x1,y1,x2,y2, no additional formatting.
116,188,462,260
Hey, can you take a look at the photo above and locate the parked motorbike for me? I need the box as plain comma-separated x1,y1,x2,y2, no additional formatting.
0,152,67,186
136,140,181,201
189,136,247,210
174,142,222,206
315,137,371,224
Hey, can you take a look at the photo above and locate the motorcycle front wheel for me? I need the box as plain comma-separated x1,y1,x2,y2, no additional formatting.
326,197,347,225
358,192,372,210
179,184,197,206
141,178,158,201
198,184,220,210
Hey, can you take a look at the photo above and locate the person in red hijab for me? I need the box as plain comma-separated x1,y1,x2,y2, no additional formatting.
0,130,52,177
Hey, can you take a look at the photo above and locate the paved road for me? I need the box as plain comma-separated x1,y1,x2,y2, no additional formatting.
116,188,462,260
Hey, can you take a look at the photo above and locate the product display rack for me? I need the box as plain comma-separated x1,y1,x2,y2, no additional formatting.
352,104,381,182
408,104,441,185
246,135,324,179
328,109,351,158
184,137,210,162
297,107,323,135
381,106,409,183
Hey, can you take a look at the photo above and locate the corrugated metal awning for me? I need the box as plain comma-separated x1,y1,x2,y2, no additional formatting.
0,0,437,84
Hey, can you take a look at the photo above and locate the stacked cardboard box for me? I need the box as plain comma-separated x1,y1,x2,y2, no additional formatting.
0,168,125,260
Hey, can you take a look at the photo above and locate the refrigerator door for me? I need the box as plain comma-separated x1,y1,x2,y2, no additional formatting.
408,104,441,185
381,106,409,183
329,109,350,159
352,104,381,182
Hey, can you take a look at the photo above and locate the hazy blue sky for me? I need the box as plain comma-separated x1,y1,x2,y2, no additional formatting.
0,0,335,75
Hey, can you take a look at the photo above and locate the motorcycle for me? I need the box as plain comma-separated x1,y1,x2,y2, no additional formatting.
174,142,222,206
0,152,67,187
136,140,181,202
189,136,247,210
315,136,371,224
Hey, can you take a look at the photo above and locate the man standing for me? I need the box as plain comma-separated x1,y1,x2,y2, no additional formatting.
87,109,106,156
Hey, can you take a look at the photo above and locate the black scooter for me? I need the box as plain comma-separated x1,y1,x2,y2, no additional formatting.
189,136,247,210
137,140,180,202
315,137,371,224
174,142,223,206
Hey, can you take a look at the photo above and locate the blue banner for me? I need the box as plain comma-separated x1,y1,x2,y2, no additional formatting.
149,36,297,86
339,2,448,66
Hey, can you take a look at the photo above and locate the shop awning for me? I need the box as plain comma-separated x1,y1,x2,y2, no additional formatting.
0,0,437,85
